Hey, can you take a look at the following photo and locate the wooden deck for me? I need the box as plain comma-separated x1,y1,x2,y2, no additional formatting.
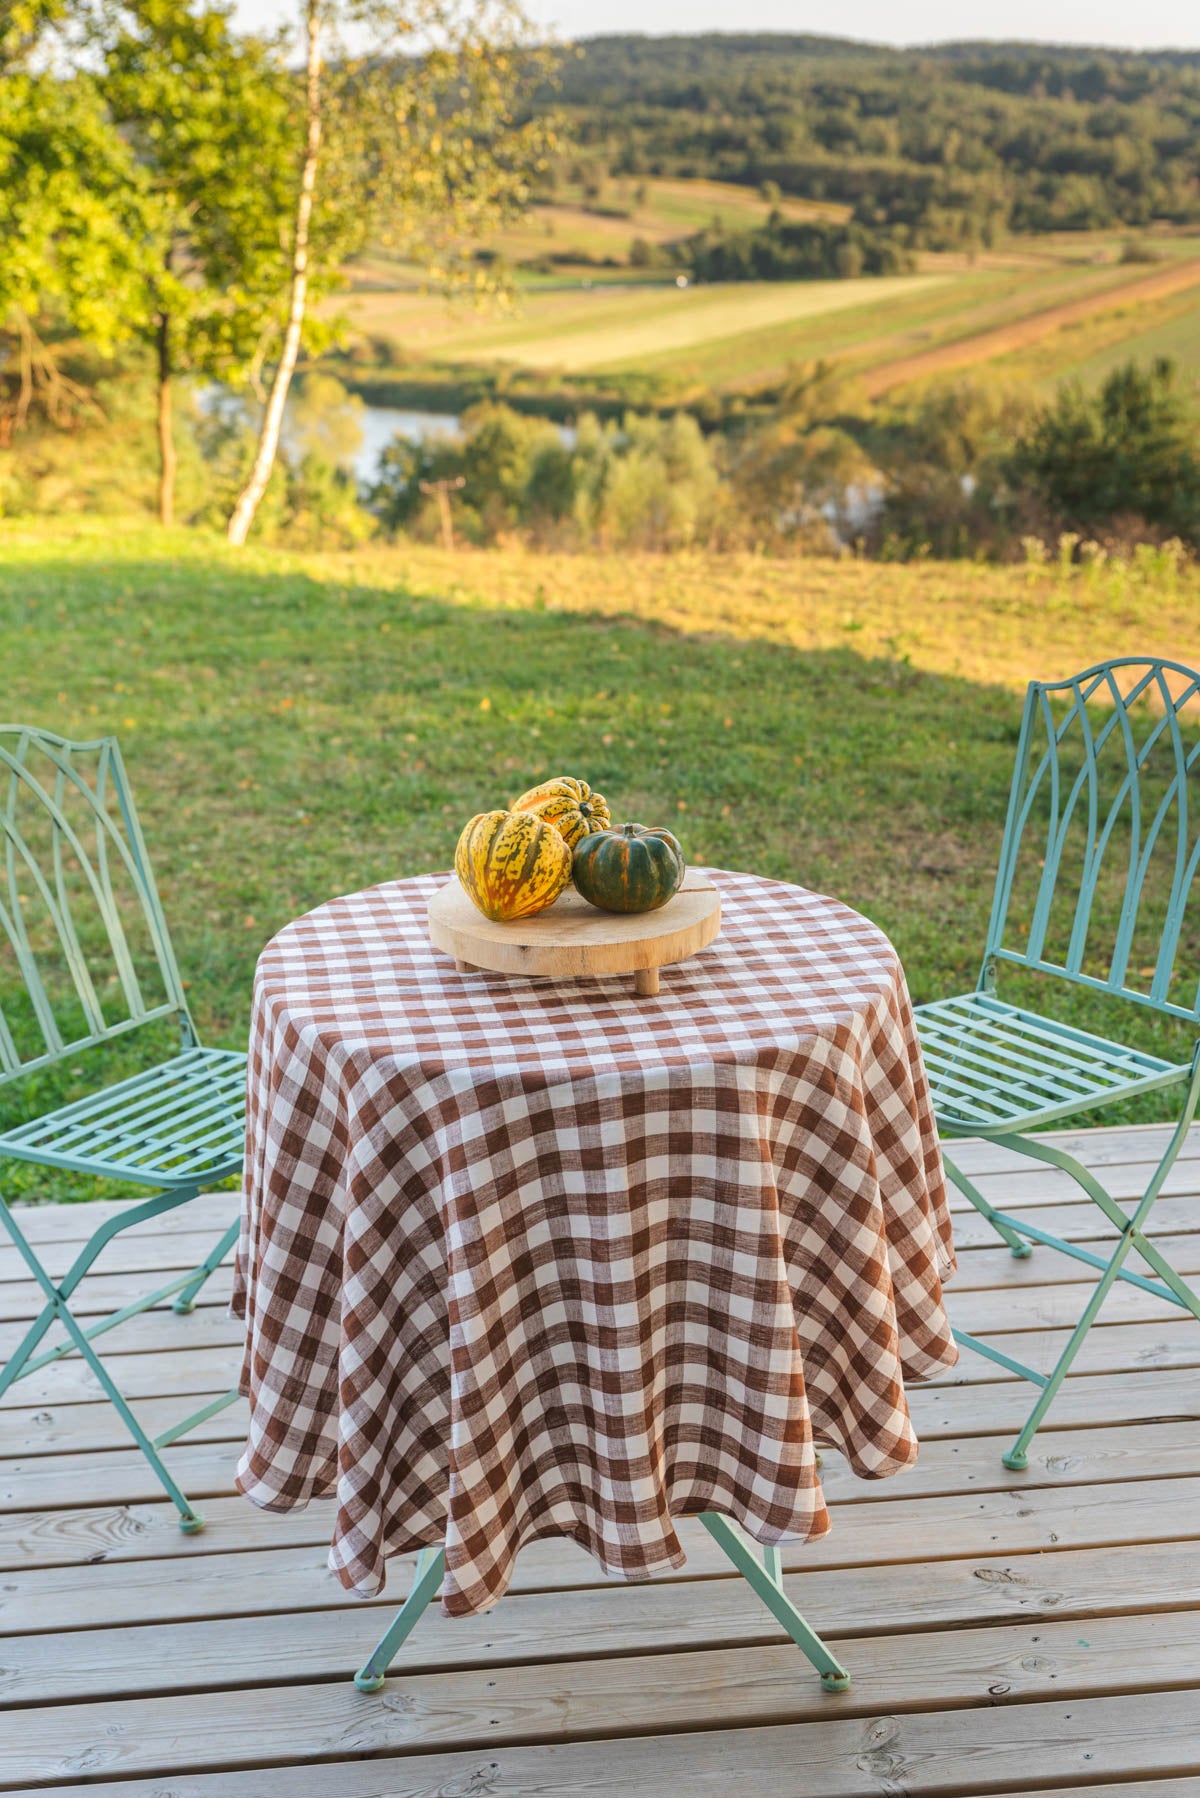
3,1122,1200,1796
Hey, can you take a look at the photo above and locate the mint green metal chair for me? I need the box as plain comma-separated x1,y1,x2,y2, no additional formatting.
915,659,1200,1470
0,726,244,1531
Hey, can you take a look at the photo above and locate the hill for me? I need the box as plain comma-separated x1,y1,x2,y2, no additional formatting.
552,34,1200,248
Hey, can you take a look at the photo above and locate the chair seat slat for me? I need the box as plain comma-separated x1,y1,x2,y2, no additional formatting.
0,1048,246,1187
917,992,1186,1132
917,1009,1121,1101
13,1054,245,1155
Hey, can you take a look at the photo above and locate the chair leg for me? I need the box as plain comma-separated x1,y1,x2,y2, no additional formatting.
172,1216,240,1313
47,1296,207,1529
942,1150,1033,1258
698,1513,851,1691
0,1190,234,1530
1000,1223,1140,1470
354,1546,446,1692
0,1301,57,1399
983,1063,1200,1470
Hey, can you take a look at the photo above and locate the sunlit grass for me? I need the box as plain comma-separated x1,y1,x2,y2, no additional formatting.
2,521,1198,1199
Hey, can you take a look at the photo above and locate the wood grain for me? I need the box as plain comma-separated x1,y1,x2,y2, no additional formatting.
4,1121,1200,1795
6,1687,1200,1794
426,874,720,987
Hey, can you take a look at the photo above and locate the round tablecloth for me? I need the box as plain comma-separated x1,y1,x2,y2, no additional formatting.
232,868,957,1615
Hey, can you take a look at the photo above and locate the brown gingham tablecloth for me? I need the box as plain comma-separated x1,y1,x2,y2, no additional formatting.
233,868,957,1616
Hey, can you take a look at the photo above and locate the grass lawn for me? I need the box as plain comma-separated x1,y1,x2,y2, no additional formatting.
2,521,1198,1200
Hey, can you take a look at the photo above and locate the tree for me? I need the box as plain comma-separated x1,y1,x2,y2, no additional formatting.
226,0,556,545
96,0,299,526
1,0,66,67
1009,358,1200,545
0,68,158,442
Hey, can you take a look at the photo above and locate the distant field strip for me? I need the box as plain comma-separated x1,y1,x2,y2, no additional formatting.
863,257,1200,394
464,275,949,371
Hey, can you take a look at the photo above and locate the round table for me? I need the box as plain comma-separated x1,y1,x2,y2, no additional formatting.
233,868,957,1615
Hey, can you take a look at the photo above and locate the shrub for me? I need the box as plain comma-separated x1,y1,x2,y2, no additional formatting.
1008,358,1200,548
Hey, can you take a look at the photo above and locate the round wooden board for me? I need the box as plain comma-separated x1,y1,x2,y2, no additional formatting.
427,875,721,996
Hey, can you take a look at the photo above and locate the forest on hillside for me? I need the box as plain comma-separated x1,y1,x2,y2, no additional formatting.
548,36,1200,249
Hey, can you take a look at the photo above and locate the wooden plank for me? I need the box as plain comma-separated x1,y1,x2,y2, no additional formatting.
5,1255,1189,1392
8,1687,1200,1796
0,1264,234,1322
2,1536,1199,1710
4,1534,1199,1709
910,1364,1200,1439
0,1339,246,1409
4,1226,1197,1331
49,1784,1200,1798
926,1316,1200,1384
946,1272,1186,1332
8,1349,1197,1467
947,1152,1200,1209
946,1231,1200,1292
973,1787,1200,1798
0,1224,239,1288
10,1310,1197,1416
5,1413,1195,1518
4,1191,237,1246
10,1181,1200,1289
0,1438,251,1511
7,1606,1200,1787
949,1119,1199,1175
5,1474,1200,1627
950,1189,1200,1249
0,1301,243,1370
8,1464,1198,1575
0,1389,249,1457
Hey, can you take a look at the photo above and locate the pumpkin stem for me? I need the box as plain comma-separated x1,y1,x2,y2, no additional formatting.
622,822,637,837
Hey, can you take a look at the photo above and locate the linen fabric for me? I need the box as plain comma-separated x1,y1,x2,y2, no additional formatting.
233,869,957,1615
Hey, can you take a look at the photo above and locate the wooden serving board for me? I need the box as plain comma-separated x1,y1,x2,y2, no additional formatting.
427,874,721,996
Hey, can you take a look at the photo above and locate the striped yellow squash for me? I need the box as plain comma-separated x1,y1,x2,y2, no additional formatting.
510,776,611,850
454,809,572,922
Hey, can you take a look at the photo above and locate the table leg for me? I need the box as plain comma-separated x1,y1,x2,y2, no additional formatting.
352,1521,850,1695
634,966,660,997
354,1545,447,1693
698,1513,851,1691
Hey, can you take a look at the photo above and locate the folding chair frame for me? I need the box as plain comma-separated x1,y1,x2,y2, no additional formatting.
943,1042,1200,1469
0,726,243,1529
916,660,1200,1468
0,1190,240,1528
352,1515,852,1696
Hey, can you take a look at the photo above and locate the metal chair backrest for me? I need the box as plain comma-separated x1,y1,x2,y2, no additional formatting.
0,726,194,1086
984,658,1200,1023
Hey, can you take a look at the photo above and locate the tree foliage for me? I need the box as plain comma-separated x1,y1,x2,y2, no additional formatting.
1009,358,1200,544
226,0,557,543
548,35,1200,248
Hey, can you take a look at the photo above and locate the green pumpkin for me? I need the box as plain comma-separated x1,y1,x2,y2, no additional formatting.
572,822,685,914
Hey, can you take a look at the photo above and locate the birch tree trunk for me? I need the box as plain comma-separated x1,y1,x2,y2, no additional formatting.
226,0,322,545
156,311,175,528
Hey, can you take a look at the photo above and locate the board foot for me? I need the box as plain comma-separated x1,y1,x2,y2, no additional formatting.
634,967,660,996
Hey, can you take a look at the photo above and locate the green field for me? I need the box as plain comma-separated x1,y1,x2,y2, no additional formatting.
3,523,1198,1201
340,198,1200,401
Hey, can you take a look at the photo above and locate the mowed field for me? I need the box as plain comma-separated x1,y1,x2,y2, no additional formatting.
340,190,1200,397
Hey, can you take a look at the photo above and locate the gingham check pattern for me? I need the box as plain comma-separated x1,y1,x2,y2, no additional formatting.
233,869,956,1615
